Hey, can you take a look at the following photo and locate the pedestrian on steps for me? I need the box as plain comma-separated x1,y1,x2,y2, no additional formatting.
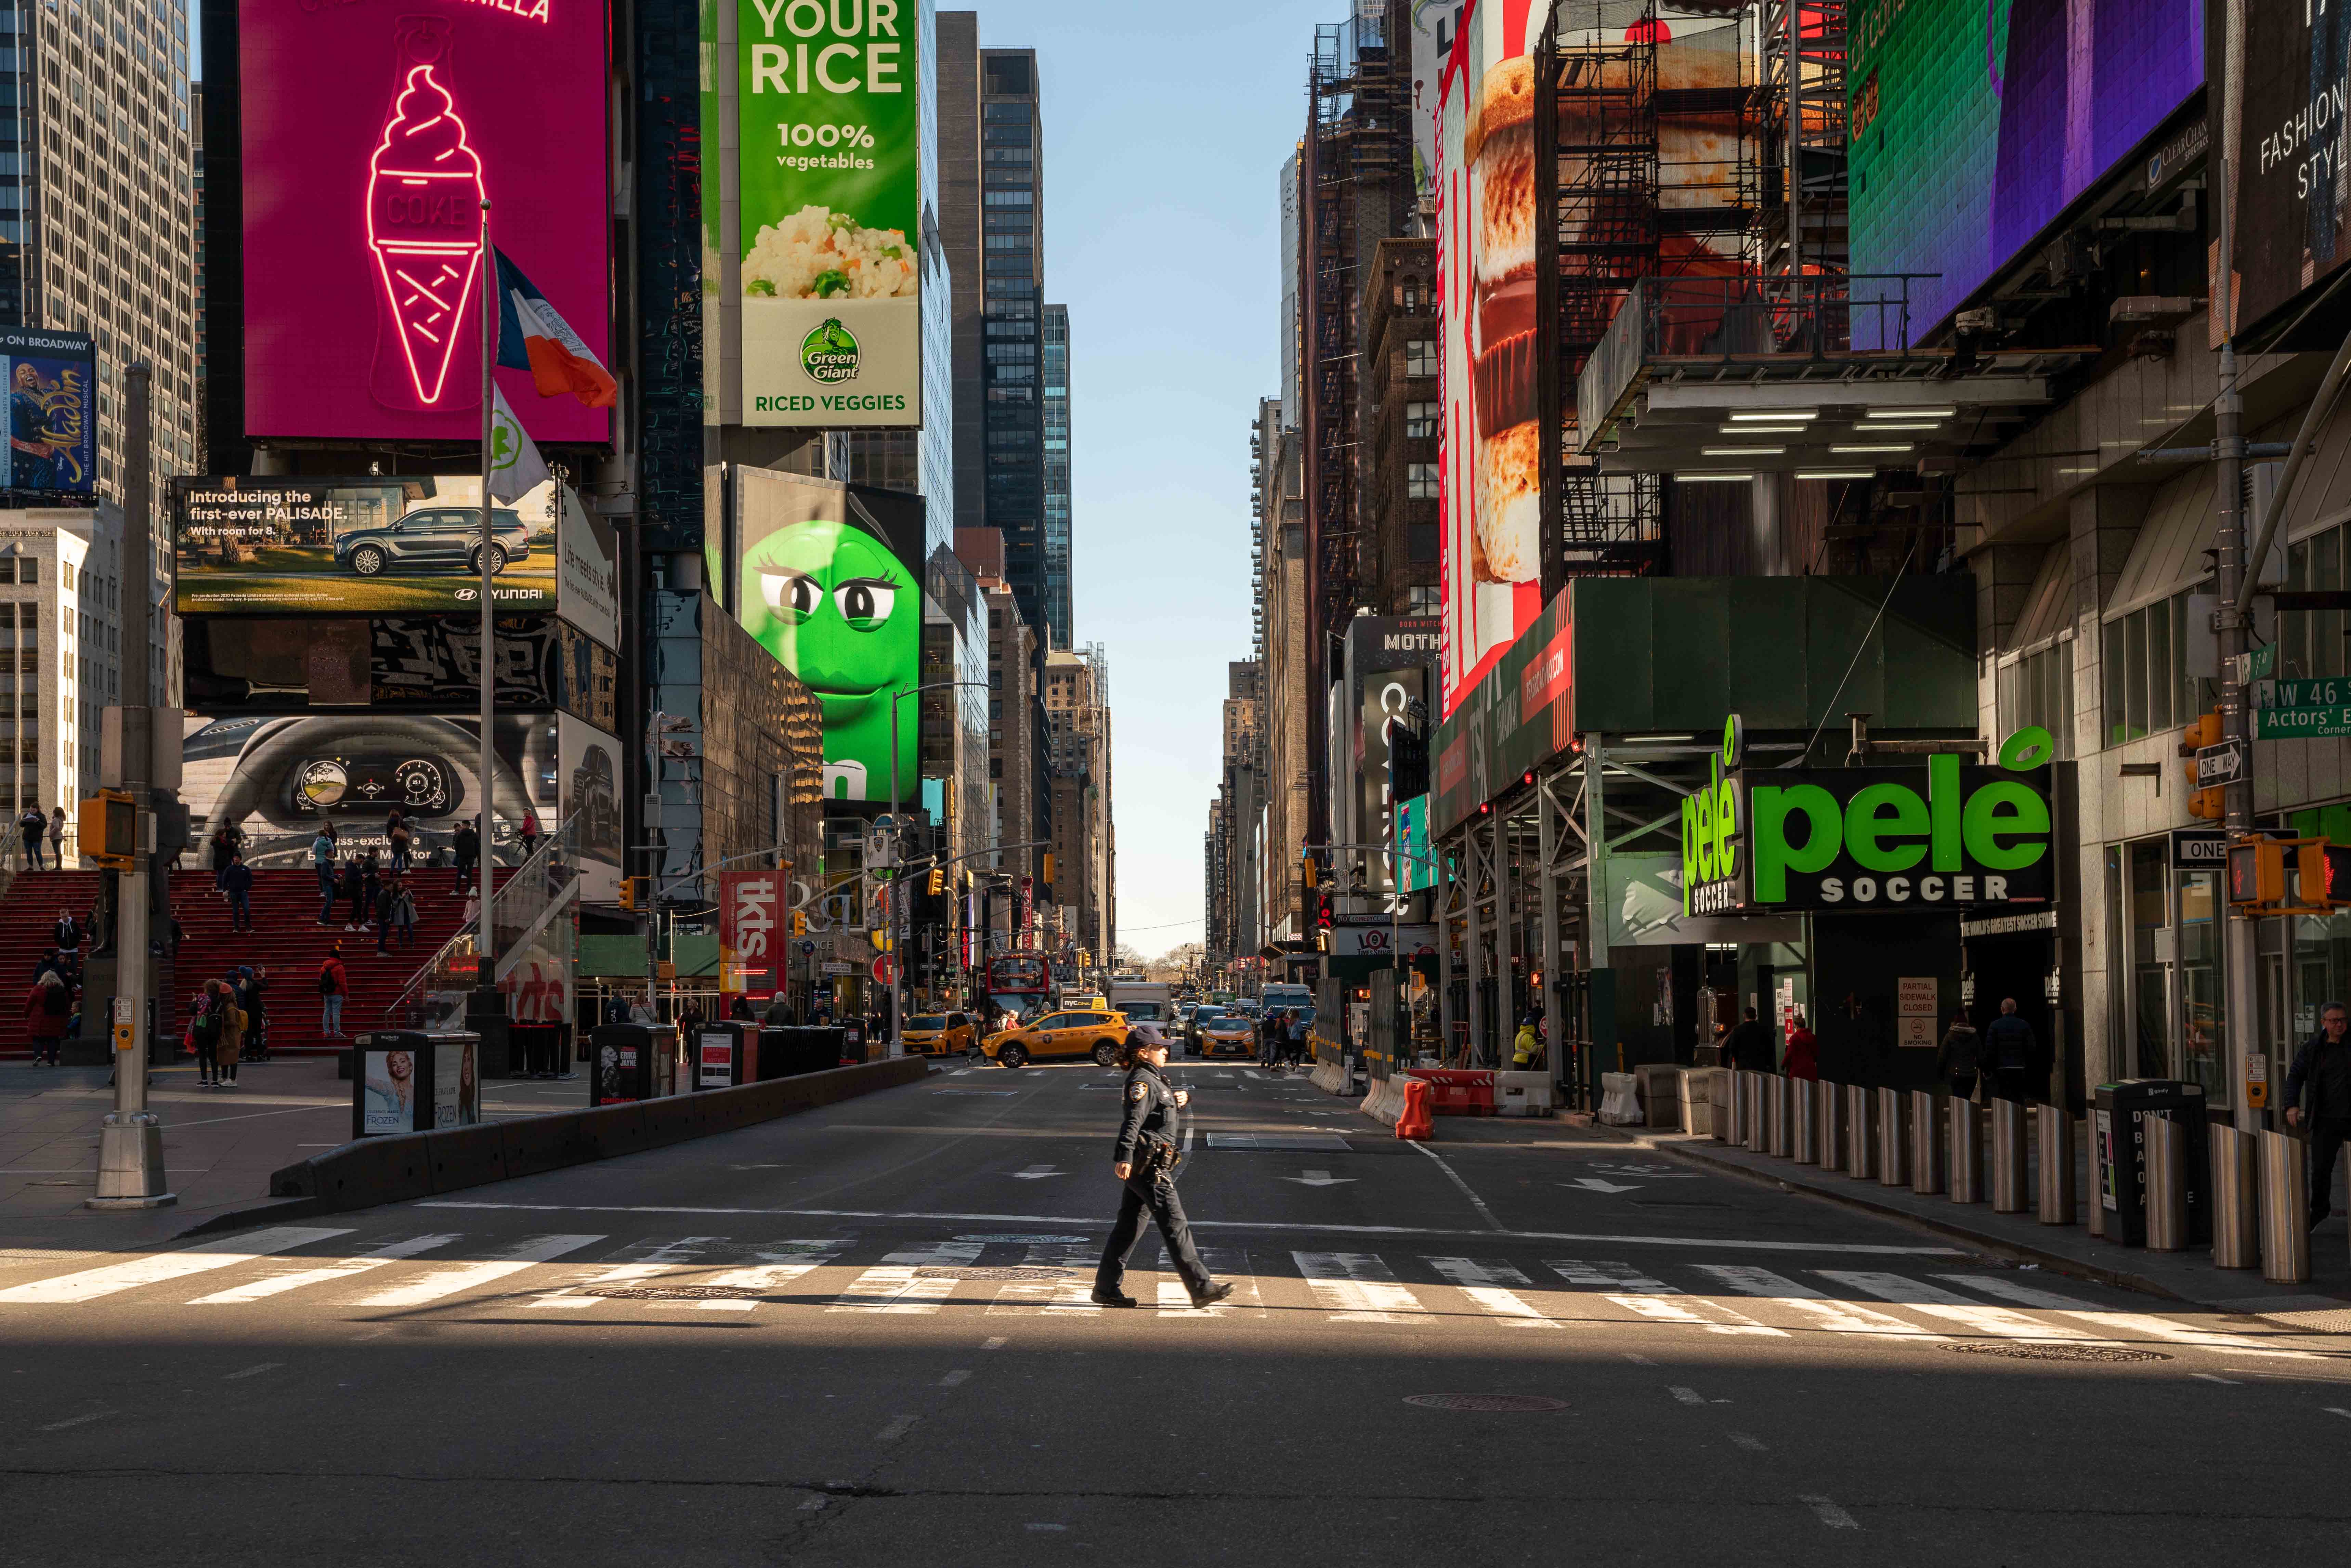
1937,1009,1983,1102
1092,1029,1232,1311
374,875,397,954
52,909,80,952
18,805,46,871
518,813,541,859
318,946,349,1040
452,822,479,896
312,827,338,922
339,856,367,931
207,825,236,890
24,970,70,1066
46,806,64,869
221,850,255,933
387,809,413,872
1984,998,2039,1104
1783,1012,1819,1080
390,879,418,950
2283,1001,2351,1230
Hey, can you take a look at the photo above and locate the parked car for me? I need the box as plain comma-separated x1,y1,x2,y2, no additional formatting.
335,506,532,577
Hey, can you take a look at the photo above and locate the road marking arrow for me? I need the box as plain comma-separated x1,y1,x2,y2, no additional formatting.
1008,1165,1062,1180
1563,1177,1644,1194
1283,1170,1356,1187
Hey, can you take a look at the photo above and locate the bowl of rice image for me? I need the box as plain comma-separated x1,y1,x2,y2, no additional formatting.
744,205,916,300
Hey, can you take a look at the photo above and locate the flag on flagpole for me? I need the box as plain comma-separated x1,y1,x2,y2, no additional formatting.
495,248,618,408
487,385,551,504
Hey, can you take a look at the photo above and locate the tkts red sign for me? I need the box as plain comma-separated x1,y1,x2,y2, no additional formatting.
720,870,783,994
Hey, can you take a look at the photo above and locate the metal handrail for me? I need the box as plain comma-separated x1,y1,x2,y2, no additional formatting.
382,820,582,1025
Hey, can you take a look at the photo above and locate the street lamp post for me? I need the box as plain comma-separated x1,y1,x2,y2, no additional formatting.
883,680,992,1057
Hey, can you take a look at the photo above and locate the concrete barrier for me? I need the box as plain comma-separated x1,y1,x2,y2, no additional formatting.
1360,1076,1407,1125
271,1057,929,1212
1309,1061,1349,1095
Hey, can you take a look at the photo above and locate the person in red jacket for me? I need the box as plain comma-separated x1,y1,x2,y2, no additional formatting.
1782,1012,1819,1080
24,969,71,1066
318,944,350,1041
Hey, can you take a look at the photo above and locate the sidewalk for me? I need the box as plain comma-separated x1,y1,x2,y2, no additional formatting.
0,1056,584,1254
1597,1117,2351,1335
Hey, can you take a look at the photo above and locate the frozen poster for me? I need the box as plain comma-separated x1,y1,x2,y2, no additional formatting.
362,1048,416,1135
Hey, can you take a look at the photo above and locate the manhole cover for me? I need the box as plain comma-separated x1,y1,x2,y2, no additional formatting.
915,1266,1070,1282
954,1234,1088,1244
583,1284,767,1301
1402,1394,1569,1412
1944,1342,2170,1363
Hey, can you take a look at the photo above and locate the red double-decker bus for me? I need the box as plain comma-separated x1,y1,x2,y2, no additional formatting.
983,953,1052,1022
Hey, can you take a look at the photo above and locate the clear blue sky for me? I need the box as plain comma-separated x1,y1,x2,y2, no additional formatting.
199,0,1322,958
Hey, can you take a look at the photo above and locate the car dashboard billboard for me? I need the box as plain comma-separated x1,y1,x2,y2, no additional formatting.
172,476,557,615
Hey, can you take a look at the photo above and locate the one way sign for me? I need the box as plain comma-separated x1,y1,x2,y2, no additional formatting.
2195,736,2245,786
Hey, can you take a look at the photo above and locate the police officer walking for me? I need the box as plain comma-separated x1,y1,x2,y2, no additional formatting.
1093,1023,1235,1310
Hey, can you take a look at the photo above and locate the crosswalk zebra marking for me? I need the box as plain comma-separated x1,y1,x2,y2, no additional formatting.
1295,1252,1426,1323
531,1237,727,1309
1425,1257,1558,1327
1159,1247,1263,1317
0,1227,354,1305
1818,1271,2114,1344
679,1243,853,1311
192,1234,462,1306
829,1242,984,1314
350,1234,604,1309
1931,1273,2319,1359
988,1243,1097,1315
1690,1264,1945,1341
1547,1259,1786,1337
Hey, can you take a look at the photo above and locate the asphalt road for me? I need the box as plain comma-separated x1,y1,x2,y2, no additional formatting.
3,1058,2348,1565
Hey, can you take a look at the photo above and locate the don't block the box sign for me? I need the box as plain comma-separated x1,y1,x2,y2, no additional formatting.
1682,721,2057,916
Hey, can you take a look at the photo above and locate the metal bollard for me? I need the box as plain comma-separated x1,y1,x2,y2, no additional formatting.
2144,1112,2188,1251
1721,1069,1745,1145
1769,1074,1794,1158
1793,1079,1818,1164
2259,1128,2311,1284
1990,1097,2029,1213
1877,1086,1909,1187
1910,1089,1946,1194
2034,1104,2076,1226
1948,1097,1984,1203
1743,1072,1767,1152
1845,1083,1878,1179
2209,1123,2258,1269
1816,1080,1846,1173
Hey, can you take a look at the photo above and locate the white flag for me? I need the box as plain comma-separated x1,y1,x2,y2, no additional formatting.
487,385,550,503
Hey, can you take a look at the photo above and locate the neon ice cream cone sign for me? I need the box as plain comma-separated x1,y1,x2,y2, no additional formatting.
366,17,485,409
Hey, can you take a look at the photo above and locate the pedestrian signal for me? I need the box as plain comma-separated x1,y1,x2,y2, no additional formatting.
791,910,809,937
77,790,136,868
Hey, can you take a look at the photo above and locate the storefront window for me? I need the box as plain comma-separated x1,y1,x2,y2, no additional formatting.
2128,839,2169,1079
2178,870,2227,1108
2290,910,2351,1054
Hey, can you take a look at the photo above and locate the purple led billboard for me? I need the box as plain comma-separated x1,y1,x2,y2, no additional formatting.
238,0,610,443
1849,0,2204,340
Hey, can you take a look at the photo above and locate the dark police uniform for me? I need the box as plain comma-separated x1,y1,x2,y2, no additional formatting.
1095,1059,1215,1302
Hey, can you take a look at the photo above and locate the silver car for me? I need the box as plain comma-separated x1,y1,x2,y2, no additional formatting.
334,506,531,577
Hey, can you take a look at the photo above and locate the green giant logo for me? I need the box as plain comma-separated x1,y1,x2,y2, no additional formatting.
800,318,861,385
1683,723,2056,914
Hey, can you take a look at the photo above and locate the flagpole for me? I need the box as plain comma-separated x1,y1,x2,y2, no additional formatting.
477,197,498,986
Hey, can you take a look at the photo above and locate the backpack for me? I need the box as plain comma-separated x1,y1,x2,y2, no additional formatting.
192,1002,222,1043
41,984,70,1018
317,965,339,996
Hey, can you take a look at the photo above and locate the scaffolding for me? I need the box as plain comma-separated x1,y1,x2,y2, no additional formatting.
1756,1,1850,288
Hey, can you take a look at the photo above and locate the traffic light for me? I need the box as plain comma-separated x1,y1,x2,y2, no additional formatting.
2181,709,2225,821
77,789,135,868
791,909,809,937
927,867,946,897
1300,849,1317,889
2227,836,2284,907
1041,851,1055,888
618,876,646,911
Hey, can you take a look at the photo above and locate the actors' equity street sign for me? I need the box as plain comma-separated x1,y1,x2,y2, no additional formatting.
1683,721,2056,915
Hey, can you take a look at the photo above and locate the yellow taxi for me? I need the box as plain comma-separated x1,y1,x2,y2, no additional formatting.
1197,1010,1258,1059
982,1007,1131,1069
899,1010,979,1057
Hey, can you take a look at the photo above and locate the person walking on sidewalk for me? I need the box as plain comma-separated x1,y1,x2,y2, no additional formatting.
215,976,246,1088
1783,1013,1819,1080
17,804,45,871
24,969,70,1066
1937,1009,1984,1102
318,945,350,1040
1092,1029,1232,1311
1723,1007,1774,1072
2284,1001,2351,1229
1984,998,2039,1103
190,980,227,1086
221,850,256,933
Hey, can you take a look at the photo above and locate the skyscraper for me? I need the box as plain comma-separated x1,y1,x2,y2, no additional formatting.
1040,301,1070,648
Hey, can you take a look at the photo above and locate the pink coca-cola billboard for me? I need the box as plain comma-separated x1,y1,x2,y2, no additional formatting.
238,0,610,443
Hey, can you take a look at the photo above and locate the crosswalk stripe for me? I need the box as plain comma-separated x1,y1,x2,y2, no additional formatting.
1160,1247,1262,1317
351,1234,605,1308
1295,1252,1426,1322
1931,1273,2319,1359
1546,1259,1787,1336
190,1234,461,1305
1689,1264,1945,1340
683,1244,851,1311
530,1237,726,1309
1818,1271,2111,1343
1426,1257,1558,1328
988,1243,1095,1315
0,1228,354,1305
828,1242,984,1314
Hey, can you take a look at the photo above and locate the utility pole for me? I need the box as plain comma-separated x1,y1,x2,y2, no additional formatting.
2213,117,2261,1137
466,197,510,1067
91,363,171,1209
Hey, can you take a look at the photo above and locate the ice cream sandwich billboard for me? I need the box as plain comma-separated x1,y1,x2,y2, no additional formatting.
236,0,610,443
734,0,922,427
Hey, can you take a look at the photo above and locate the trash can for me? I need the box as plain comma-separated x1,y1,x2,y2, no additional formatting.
2093,1079,2210,1246
1949,1098,1984,1203
1877,1086,1909,1188
1910,1089,1946,1195
1845,1083,1877,1180
693,1021,758,1090
1816,1080,1846,1173
2035,1104,2077,1226
759,1025,845,1079
2209,1122,2258,1269
352,1029,481,1138
2259,1127,2311,1284
590,1023,676,1105
1990,1097,2029,1214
